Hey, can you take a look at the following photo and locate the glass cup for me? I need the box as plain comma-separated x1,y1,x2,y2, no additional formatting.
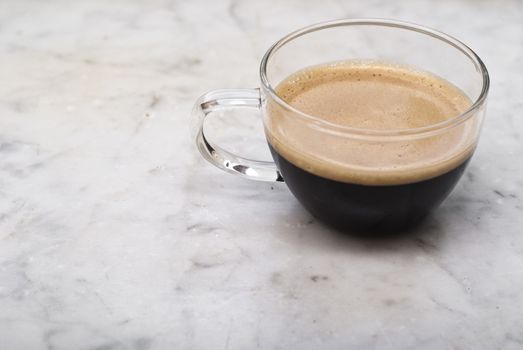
192,19,489,232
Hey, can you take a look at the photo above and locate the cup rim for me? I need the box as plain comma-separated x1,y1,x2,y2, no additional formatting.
259,18,490,138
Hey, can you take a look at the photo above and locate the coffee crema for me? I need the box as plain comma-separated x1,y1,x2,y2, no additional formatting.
265,61,476,186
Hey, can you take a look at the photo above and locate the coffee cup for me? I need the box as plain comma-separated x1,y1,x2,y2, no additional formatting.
192,19,489,232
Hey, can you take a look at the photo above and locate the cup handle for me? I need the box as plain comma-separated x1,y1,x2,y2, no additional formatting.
192,88,284,182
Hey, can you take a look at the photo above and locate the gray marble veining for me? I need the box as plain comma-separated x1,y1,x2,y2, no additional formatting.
1,0,522,349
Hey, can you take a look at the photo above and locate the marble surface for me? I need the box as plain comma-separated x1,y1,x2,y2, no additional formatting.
1,0,523,349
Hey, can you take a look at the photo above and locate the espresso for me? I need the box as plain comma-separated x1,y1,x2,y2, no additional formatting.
266,61,476,231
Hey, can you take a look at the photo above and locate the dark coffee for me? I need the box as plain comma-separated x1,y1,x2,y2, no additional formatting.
269,144,470,231
265,61,476,231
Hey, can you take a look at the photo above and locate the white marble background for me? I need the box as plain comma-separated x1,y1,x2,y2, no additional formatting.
1,0,522,349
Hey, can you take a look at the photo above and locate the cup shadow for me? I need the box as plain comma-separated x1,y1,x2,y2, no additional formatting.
277,202,445,253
